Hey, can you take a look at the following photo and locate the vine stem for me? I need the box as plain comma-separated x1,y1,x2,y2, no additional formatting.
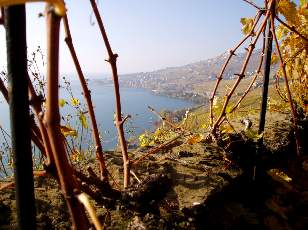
89,0,130,188
63,14,109,183
147,105,192,134
274,75,288,102
0,76,8,101
242,0,262,10
209,10,263,126
131,135,182,166
44,5,89,229
27,74,55,169
0,76,47,157
211,0,274,134
77,193,103,230
270,11,302,156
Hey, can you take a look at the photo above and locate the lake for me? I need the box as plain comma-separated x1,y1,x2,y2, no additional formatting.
0,80,194,151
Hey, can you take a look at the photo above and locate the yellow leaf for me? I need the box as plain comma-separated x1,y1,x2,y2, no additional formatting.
240,17,254,35
71,98,80,106
276,24,288,40
79,114,88,129
271,53,279,64
226,105,232,114
59,99,66,107
276,0,298,25
213,96,221,109
60,125,77,137
267,169,292,182
154,128,163,136
186,134,203,145
71,148,83,162
139,133,152,147
221,125,234,134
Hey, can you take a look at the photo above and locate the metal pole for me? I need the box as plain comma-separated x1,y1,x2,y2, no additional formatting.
5,5,37,229
254,2,275,181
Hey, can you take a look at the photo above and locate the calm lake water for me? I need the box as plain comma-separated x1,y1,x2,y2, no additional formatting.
0,80,194,150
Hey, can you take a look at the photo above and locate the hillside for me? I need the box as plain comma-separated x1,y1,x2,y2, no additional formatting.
95,49,278,103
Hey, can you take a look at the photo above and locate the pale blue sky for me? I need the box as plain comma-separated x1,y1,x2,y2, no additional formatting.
0,0,263,76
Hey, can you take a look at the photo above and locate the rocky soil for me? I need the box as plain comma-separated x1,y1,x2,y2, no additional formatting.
0,116,307,229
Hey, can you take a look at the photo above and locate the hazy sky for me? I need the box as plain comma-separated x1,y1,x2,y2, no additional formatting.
0,0,263,76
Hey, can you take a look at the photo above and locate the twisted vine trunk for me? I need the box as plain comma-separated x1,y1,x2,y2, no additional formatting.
44,6,89,229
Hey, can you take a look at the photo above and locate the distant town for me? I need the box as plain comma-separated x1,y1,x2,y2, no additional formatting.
93,49,277,104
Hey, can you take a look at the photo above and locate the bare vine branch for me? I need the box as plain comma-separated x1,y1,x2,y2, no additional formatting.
211,0,274,134
209,10,263,126
27,74,55,168
147,105,192,134
131,135,182,166
63,14,109,183
242,0,262,10
89,0,130,188
270,12,303,156
229,27,267,113
274,75,289,102
77,193,103,230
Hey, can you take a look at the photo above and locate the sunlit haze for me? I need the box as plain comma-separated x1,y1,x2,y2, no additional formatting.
0,0,262,76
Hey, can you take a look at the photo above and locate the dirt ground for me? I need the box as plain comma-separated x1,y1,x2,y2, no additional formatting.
0,115,308,229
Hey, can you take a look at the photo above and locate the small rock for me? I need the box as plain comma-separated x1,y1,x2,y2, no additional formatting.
127,216,146,230
178,151,193,158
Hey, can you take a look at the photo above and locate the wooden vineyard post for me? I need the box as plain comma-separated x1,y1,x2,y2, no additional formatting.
254,2,274,180
5,5,37,229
